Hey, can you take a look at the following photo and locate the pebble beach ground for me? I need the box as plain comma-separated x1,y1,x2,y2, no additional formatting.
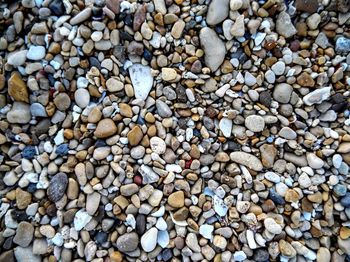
1,0,350,261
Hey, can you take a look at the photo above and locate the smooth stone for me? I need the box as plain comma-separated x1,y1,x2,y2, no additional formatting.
278,127,297,140
94,119,117,138
157,230,169,248
47,173,68,202
70,7,92,25
303,87,332,105
13,222,34,247
7,102,31,124
230,14,245,37
7,50,28,66
206,0,230,25
8,72,29,103
150,137,166,154
336,37,350,53
168,191,184,208
14,246,41,262
75,88,90,108
245,115,265,132
86,192,101,215
30,103,47,117
139,164,159,184
276,12,297,38
156,100,172,117
264,218,282,235
230,152,263,171
141,227,158,252
74,209,92,231
199,27,226,72
27,45,46,60
219,118,232,138
273,83,293,103
129,64,153,100
199,224,214,240
116,232,139,252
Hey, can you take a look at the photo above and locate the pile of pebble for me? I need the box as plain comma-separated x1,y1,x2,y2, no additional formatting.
1,0,350,261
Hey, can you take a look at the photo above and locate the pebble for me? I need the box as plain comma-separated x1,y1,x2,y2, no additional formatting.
47,173,68,202
219,118,232,137
199,27,226,72
13,221,34,247
276,12,297,38
206,0,229,25
303,86,331,105
141,227,158,252
94,119,117,138
336,37,350,53
116,232,139,252
7,50,28,66
75,88,90,108
230,152,263,171
7,102,31,124
129,64,153,100
8,72,29,103
70,8,92,25
27,45,46,60
273,83,293,103
245,115,265,132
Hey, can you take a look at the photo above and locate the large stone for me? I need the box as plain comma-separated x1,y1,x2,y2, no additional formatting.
199,27,226,72
129,64,153,100
8,72,29,103
7,102,31,124
94,119,117,138
206,0,230,25
230,152,263,171
13,222,34,247
295,0,319,13
116,232,139,252
276,12,297,38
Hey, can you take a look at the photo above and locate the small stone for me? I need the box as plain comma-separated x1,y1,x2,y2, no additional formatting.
30,103,47,117
13,222,34,247
171,20,186,39
306,13,321,30
8,72,29,103
279,240,297,258
264,218,282,235
27,45,46,60
278,127,297,140
245,115,265,132
7,102,31,124
74,209,92,231
271,61,285,76
231,14,245,37
54,93,71,111
199,224,214,240
94,119,117,138
156,100,172,117
297,72,315,87
200,27,226,72
16,188,32,210
161,68,178,81
14,246,41,262
273,83,293,103
168,191,185,208
206,0,230,25
106,78,124,92
75,88,90,108
303,87,331,105
70,7,92,25
86,192,101,215
48,173,68,202
276,12,297,38
141,227,158,252
128,125,143,146
129,64,153,100
336,37,350,53
230,152,263,171
295,0,319,13
213,235,227,249
150,137,166,154
219,118,232,137
116,232,139,252
306,153,324,169
7,50,27,66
